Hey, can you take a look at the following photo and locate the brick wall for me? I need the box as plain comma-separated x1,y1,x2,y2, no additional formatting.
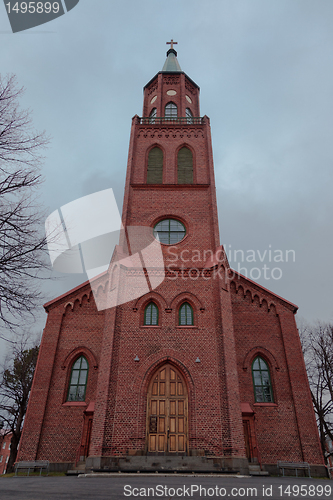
0,432,12,474
231,277,324,465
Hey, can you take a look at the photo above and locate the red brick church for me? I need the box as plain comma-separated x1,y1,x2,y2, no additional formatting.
18,44,324,475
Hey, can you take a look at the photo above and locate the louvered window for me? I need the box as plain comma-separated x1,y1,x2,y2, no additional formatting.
147,147,163,184
178,147,193,184
179,302,193,325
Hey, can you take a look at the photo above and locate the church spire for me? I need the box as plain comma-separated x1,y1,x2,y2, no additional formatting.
142,42,200,118
162,39,182,72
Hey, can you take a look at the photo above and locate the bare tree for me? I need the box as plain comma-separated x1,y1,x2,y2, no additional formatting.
0,340,39,473
299,322,333,457
0,74,50,338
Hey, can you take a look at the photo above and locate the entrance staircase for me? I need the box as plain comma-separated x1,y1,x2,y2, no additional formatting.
67,457,269,476
84,455,250,475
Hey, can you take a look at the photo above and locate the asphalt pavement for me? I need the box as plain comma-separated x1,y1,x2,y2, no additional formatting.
0,474,331,500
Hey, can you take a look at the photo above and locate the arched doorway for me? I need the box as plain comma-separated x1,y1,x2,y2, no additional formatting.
146,363,188,455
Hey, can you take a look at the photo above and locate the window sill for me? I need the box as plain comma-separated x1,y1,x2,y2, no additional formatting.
140,325,161,329
62,402,87,407
176,325,197,329
253,403,277,407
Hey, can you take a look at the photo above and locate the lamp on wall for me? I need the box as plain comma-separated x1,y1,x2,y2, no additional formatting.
195,357,201,363
134,355,140,362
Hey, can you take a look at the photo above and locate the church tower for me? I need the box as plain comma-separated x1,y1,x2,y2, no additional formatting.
18,43,325,476
85,41,248,470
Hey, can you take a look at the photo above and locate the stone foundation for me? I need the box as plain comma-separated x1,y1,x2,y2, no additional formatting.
85,455,250,475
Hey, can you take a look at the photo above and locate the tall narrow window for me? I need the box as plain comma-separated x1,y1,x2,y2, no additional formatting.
165,102,177,120
178,147,193,184
147,147,163,184
144,302,159,326
252,357,274,403
179,302,193,326
186,107,193,124
67,356,89,402
149,108,157,124
110,264,119,291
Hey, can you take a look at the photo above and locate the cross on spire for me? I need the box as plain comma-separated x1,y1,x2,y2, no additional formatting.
166,39,178,50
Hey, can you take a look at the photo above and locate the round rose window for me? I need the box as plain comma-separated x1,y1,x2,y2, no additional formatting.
153,219,186,245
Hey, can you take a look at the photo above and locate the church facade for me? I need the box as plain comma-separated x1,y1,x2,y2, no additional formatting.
18,46,325,475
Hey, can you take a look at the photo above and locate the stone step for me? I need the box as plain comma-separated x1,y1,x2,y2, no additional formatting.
248,464,269,476
86,455,249,475
66,461,86,475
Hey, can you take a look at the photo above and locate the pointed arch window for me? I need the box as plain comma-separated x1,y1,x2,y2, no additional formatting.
110,263,119,291
147,147,163,184
67,356,89,402
144,302,159,326
179,302,193,326
149,107,157,124
165,102,177,120
252,357,274,403
178,147,193,184
186,108,193,124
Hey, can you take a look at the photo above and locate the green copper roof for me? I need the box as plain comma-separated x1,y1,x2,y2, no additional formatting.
162,49,182,72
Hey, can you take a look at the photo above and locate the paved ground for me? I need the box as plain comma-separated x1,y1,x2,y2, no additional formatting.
0,474,331,500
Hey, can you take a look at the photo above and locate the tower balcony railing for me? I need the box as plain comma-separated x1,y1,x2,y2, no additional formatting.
139,116,204,125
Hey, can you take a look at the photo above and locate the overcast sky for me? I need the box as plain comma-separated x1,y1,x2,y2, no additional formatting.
1,0,333,354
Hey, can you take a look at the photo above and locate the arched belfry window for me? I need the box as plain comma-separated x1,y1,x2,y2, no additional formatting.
165,102,177,120
67,356,89,402
252,356,274,403
149,108,157,124
178,147,193,184
147,147,163,184
186,108,193,124
179,302,193,326
144,302,159,326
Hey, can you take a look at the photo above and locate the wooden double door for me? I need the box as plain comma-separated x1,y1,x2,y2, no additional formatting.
146,363,188,454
